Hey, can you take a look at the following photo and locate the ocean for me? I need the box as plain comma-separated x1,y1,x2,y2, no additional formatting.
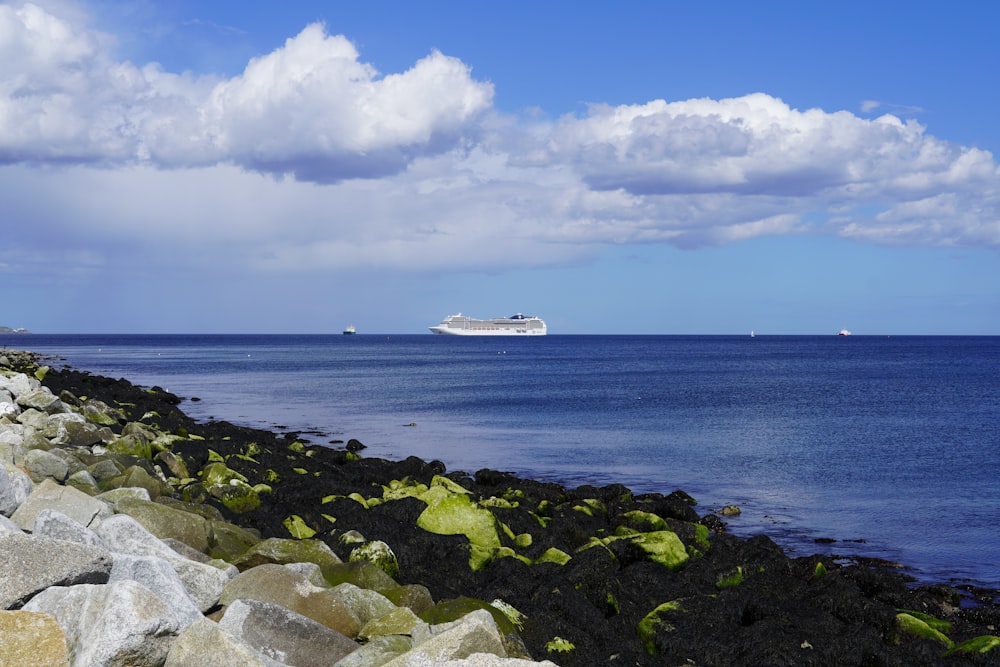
12,333,1000,594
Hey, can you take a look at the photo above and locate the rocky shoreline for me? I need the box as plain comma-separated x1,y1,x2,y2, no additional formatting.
2,348,999,666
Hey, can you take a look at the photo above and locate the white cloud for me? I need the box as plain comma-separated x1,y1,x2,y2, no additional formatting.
1,0,999,285
0,5,493,179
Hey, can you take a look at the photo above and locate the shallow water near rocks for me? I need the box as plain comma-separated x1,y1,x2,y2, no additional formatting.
15,333,1000,594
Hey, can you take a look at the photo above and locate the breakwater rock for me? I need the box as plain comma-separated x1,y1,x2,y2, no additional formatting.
2,348,999,666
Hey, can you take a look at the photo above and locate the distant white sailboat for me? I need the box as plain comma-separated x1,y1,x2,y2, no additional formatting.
750,330,755,338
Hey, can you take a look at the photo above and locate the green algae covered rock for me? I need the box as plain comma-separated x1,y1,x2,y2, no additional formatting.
895,612,953,648
580,529,690,571
944,635,1000,656
106,434,152,460
208,520,261,562
211,480,261,514
358,605,422,640
420,596,517,636
232,537,341,572
638,600,684,654
199,462,248,487
114,496,212,553
350,540,400,578
322,560,400,593
416,489,500,572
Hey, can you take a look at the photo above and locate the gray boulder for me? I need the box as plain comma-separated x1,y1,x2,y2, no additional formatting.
165,617,286,667
25,448,70,483
220,563,362,637
333,635,413,667
10,478,112,531
16,388,65,414
96,513,234,612
109,553,204,629
33,508,106,548
24,580,179,667
0,532,112,609
384,609,507,665
0,373,38,398
1,462,33,516
220,597,360,666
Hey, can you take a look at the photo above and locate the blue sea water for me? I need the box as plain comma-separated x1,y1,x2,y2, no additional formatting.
12,333,1000,593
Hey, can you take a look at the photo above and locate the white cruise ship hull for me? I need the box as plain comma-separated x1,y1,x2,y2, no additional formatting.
429,313,547,336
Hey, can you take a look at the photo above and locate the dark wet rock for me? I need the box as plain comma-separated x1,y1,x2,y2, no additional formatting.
26,359,1000,666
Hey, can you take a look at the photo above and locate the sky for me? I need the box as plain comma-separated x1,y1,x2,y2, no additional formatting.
1,1,998,335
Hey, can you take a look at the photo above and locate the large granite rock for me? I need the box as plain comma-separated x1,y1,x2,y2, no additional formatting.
165,617,286,667
24,580,179,667
109,553,204,629
10,478,113,531
220,563,362,637
385,609,508,665
219,597,360,666
0,532,112,609
0,462,32,516
0,610,70,667
96,513,234,612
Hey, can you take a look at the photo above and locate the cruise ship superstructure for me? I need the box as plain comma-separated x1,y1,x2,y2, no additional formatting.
429,313,547,336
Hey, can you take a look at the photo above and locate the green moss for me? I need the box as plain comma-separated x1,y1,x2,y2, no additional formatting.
534,548,571,566
347,492,370,508
416,491,500,571
381,478,430,501
503,487,524,502
420,597,516,635
200,462,248,486
622,510,669,532
638,600,684,655
283,514,317,539
480,496,518,509
692,523,711,551
529,512,551,528
572,504,593,517
430,475,472,495
895,612,953,648
287,441,306,453
896,609,951,635
292,467,308,475
264,469,281,484
350,540,400,577
214,483,261,514
207,449,225,463
944,635,1000,656
814,561,828,579
582,498,606,514
545,637,575,654
716,566,744,590
490,599,526,631
107,434,152,460
581,530,689,571
33,366,49,381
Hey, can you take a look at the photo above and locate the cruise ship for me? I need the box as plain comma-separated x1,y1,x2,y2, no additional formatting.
429,313,547,336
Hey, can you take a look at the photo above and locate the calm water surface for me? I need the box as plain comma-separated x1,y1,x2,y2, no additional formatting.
13,333,1000,593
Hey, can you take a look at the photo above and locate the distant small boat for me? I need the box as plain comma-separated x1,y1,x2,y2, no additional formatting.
838,329,851,336
343,325,356,335
750,330,755,338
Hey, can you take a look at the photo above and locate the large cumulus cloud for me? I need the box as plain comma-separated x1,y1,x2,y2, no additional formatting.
1,0,998,278
0,3,493,179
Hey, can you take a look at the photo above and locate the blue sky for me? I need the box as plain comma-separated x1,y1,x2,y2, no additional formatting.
1,1,998,334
